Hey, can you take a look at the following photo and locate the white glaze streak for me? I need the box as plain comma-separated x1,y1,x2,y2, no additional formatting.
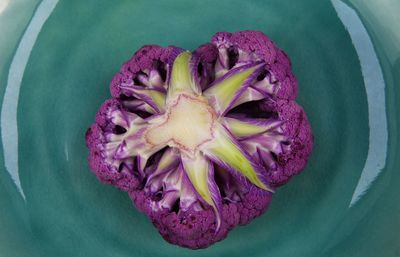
332,0,388,207
1,0,59,200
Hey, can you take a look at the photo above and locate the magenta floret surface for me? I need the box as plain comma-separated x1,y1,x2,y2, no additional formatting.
128,185,272,249
86,30,313,249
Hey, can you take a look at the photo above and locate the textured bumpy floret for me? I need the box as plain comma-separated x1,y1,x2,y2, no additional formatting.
129,185,272,248
86,30,313,249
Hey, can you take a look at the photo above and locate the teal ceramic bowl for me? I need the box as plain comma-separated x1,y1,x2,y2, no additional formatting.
1,1,399,256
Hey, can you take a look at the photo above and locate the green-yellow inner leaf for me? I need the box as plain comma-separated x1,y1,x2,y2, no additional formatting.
203,125,273,192
157,148,178,171
182,155,214,206
127,87,166,113
182,154,221,229
149,90,167,111
223,118,268,138
204,65,259,114
168,52,200,99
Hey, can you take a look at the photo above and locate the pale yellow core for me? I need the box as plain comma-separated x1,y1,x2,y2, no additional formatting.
145,94,215,157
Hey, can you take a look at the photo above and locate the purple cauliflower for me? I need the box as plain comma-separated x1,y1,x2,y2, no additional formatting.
85,30,313,249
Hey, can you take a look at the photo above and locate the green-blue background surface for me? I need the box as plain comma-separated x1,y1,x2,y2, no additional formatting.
0,0,399,256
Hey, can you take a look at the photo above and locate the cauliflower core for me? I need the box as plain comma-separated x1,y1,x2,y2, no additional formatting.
145,93,215,158
86,30,313,249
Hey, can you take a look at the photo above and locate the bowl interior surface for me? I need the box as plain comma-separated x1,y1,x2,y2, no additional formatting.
0,0,399,257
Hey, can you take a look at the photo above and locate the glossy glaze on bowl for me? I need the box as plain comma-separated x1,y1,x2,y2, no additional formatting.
0,0,399,257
